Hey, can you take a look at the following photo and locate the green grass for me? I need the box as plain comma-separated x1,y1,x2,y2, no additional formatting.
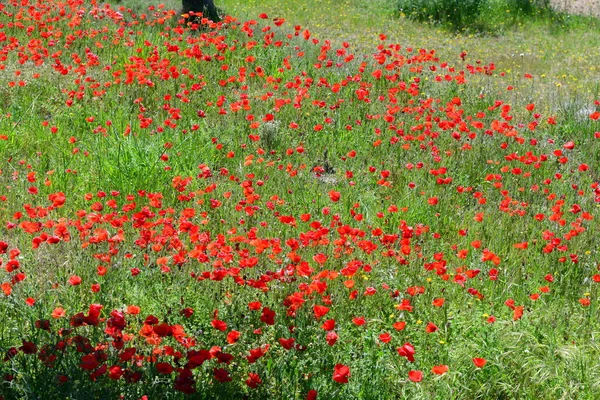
0,0,599,398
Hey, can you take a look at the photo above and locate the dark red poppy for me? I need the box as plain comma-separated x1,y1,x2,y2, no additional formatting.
260,307,275,325
213,368,232,383
279,337,295,350
156,362,173,374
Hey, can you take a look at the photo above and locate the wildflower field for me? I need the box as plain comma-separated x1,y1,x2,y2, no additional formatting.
1,0,600,398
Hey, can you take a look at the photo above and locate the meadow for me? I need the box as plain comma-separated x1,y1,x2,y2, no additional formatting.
1,0,600,398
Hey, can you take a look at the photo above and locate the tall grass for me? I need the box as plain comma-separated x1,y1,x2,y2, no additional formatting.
396,0,487,31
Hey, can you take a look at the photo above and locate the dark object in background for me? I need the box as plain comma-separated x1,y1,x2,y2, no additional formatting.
182,0,221,23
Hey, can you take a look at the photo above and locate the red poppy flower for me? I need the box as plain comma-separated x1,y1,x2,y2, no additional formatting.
119,348,136,363
432,298,445,307
313,253,327,265
174,368,196,394
246,372,262,388
408,370,423,382
328,190,340,202
213,368,232,382
473,358,487,368
397,342,416,362
322,319,335,330
393,321,406,331
248,301,262,310
396,299,413,312
80,354,99,370
211,319,227,331
227,330,241,344
246,345,269,364
51,307,66,318
379,332,392,343
326,331,338,346
313,305,330,320
156,362,174,374
431,365,448,375
333,364,350,384
2,282,12,296
126,305,140,315
580,298,591,307
91,365,108,381
425,322,438,333
260,307,275,325
279,337,295,350
69,275,82,286
513,306,524,320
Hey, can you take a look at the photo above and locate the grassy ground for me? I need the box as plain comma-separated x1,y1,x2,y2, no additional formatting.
0,0,600,398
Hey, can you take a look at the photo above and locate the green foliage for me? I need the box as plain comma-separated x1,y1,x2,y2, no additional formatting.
394,0,591,33
396,0,487,31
